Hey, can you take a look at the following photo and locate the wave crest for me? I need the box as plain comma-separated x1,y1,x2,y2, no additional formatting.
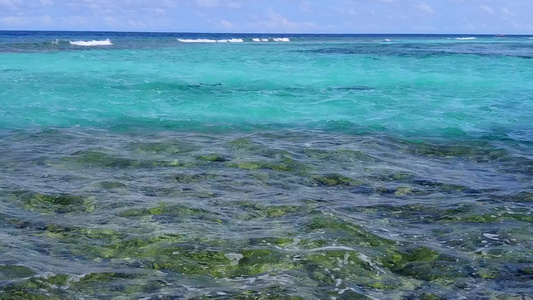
178,38,244,43
177,38,217,43
70,39,113,46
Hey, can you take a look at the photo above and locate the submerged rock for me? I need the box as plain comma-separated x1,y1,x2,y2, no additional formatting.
0,265,35,280
130,140,198,154
306,215,396,247
19,193,95,214
313,174,362,187
196,153,230,162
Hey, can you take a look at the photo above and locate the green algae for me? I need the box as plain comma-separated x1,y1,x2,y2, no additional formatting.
227,158,302,172
0,265,36,280
130,140,198,154
476,269,499,279
381,247,440,270
306,216,396,247
67,272,157,297
0,288,57,300
512,192,533,203
313,174,362,187
228,138,261,151
4,275,69,291
0,274,69,300
396,260,466,284
149,247,231,277
375,186,429,197
227,138,293,159
44,224,188,260
20,193,95,214
378,247,470,285
174,173,219,183
248,237,296,247
261,205,301,218
64,150,195,168
74,272,143,284
119,202,210,218
117,202,225,224
235,249,299,276
412,180,469,192
65,150,139,167
98,181,128,189
303,148,379,163
445,213,533,223
519,267,533,275
214,201,304,219
418,293,443,300
404,142,509,161
379,172,416,181
40,275,69,286
394,186,414,196
147,247,299,278
197,153,230,162
303,250,404,291
191,288,306,300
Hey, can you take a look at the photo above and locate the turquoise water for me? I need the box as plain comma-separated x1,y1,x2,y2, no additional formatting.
0,32,532,299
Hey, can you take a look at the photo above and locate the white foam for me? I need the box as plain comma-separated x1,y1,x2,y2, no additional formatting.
272,38,290,42
177,38,217,43
455,37,476,40
253,38,270,42
70,39,113,46
178,38,243,43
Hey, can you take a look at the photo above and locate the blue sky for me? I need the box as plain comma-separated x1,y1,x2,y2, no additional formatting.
0,0,532,34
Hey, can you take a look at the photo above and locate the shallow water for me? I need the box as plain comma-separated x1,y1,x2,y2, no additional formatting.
0,32,532,299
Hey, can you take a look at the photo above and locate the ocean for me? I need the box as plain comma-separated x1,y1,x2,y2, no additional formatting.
0,31,532,299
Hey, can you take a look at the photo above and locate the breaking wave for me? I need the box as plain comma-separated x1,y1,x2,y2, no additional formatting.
177,39,244,43
70,39,113,46
177,38,290,43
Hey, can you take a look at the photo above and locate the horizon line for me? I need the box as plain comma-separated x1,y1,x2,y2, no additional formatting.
0,29,531,36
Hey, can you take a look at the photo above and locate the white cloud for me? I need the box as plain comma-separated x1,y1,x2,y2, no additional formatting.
480,5,494,15
39,0,53,6
413,1,434,15
2,16,27,25
196,0,219,8
0,0,530,34
226,1,241,9
258,10,300,31
299,0,312,12
1,15,54,27
246,9,335,33
219,19,232,29
62,15,89,26
0,0,20,10
501,7,517,17
461,23,475,31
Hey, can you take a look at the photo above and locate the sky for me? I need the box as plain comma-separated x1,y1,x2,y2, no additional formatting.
0,0,532,34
